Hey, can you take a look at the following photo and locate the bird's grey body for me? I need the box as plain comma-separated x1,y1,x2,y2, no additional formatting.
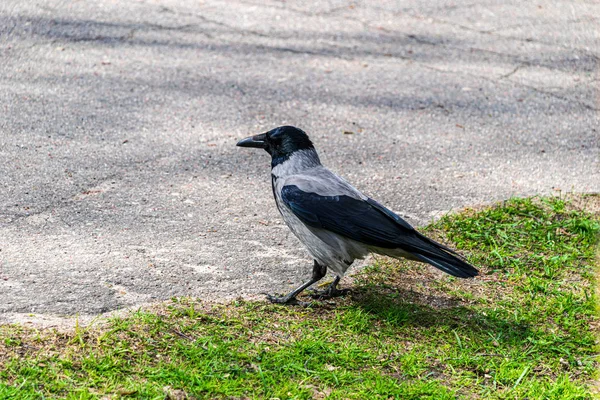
237,126,478,304
272,150,365,276
271,149,413,277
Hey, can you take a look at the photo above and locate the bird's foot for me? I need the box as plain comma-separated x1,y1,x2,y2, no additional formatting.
309,287,350,300
265,293,310,306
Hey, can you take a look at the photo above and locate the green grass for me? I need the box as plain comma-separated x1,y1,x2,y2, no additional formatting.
1,195,599,399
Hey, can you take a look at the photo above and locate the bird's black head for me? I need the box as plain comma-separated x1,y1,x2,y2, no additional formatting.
237,126,315,166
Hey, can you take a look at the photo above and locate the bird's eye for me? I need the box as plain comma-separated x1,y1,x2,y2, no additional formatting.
269,135,282,146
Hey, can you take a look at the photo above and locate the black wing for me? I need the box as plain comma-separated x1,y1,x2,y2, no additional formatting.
281,185,414,248
280,185,478,278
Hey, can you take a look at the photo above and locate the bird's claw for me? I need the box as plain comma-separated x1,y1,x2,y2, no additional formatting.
266,294,310,307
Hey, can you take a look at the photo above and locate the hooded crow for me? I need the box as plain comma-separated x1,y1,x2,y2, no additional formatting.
237,126,478,304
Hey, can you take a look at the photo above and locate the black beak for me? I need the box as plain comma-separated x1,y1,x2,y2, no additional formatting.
236,133,267,149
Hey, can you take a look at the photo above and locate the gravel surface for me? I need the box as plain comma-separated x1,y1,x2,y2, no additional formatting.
0,0,598,322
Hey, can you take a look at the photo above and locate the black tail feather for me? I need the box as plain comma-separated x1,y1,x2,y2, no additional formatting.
414,252,479,278
411,233,478,278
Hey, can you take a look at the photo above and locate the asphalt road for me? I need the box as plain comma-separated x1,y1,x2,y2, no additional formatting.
0,0,598,323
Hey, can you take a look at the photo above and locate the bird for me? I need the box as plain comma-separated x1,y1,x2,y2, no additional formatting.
237,125,478,305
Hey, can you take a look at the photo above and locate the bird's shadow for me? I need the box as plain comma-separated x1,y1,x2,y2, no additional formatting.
319,283,533,349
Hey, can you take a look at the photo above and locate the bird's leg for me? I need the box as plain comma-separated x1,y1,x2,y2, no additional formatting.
266,260,327,305
309,276,350,299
